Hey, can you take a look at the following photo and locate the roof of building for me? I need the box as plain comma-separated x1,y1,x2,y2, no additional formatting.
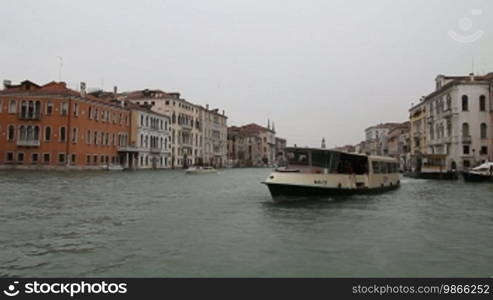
365,122,401,131
0,80,127,109
410,72,493,111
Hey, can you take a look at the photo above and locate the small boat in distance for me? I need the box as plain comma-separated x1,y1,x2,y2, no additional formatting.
262,147,400,202
462,162,493,182
101,164,124,171
185,166,218,175
404,154,458,180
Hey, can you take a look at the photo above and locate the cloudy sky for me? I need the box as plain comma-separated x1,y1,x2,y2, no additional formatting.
1,0,492,147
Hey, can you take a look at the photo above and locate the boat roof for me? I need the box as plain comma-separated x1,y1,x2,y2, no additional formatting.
472,162,493,170
285,147,397,162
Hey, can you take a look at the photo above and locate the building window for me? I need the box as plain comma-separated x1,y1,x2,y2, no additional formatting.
86,155,91,165
17,152,24,163
61,102,68,115
45,126,52,141
0,99,2,112
6,152,14,162
46,101,53,115
93,155,98,164
73,103,79,116
31,153,39,164
60,126,66,142
461,95,468,111
43,153,50,164
7,125,15,141
58,153,66,164
463,145,470,155
9,100,16,113
479,95,486,111
462,123,469,137
463,160,470,168
71,153,76,165
480,123,487,139
72,127,78,143
480,146,488,155
86,130,91,144
89,107,93,119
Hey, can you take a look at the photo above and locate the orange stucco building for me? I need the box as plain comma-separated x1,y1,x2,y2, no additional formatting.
0,80,130,169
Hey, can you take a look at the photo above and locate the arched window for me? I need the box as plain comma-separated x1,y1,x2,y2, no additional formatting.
28,101,34,118
35,101,41,116
479,95,486,111
21,101,27,117
19,125,26,140
140,134,144,147
34,126,40,140
141,115,144,126
9,100,17,113
462,95,468,111
8,125,15,140
145,116,149,127
462,122,470,137
60,126,66,142
46,101,53,115
26,126,33,140
45,126,52,141
480,123,487,139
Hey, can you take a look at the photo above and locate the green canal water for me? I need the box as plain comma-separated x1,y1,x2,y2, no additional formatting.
0,168,492,277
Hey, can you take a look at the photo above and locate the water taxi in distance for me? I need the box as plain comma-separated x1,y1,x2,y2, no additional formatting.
404,154,458,180
262,147,400,202
462,161,493,182
185,166,218,175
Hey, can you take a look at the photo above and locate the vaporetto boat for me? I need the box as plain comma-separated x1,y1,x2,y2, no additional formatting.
262,147,400,202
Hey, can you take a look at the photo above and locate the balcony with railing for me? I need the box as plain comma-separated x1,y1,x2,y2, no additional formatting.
461,135,472,144
18,112,42,120
17,139,40,147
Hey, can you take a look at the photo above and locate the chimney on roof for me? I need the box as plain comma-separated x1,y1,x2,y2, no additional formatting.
80,82,86,98
113,86,118,97
3,80,11,90
222,110,225,116
469,72,475,81
206,104,209,110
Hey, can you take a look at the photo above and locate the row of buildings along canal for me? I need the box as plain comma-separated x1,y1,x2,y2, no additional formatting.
0,80,286,170
338,72,493,173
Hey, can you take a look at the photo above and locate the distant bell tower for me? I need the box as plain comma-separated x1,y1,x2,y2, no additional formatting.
321,138,326,149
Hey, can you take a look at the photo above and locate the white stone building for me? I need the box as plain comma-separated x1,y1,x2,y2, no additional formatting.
118,102,171,169
424,73,493,170
200,105,228,167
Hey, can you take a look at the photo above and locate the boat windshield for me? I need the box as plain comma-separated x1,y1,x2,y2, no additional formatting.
286,149,369,174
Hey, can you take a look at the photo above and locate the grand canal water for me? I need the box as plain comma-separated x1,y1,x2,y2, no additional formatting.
0,168,492,277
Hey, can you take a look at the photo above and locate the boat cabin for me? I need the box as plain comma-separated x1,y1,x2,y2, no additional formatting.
283,147,398,175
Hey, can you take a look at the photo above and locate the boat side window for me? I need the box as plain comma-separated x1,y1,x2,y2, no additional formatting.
311,150,330,168
380,162,388,173
287,151,309,166
372,161,380,174
335,154,367,174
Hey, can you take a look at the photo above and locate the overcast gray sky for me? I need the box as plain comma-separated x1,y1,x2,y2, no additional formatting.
1,0,492,147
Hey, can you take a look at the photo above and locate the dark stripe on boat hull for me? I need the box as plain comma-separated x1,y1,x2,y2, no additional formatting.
263,182,399,202
462,172,493,182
